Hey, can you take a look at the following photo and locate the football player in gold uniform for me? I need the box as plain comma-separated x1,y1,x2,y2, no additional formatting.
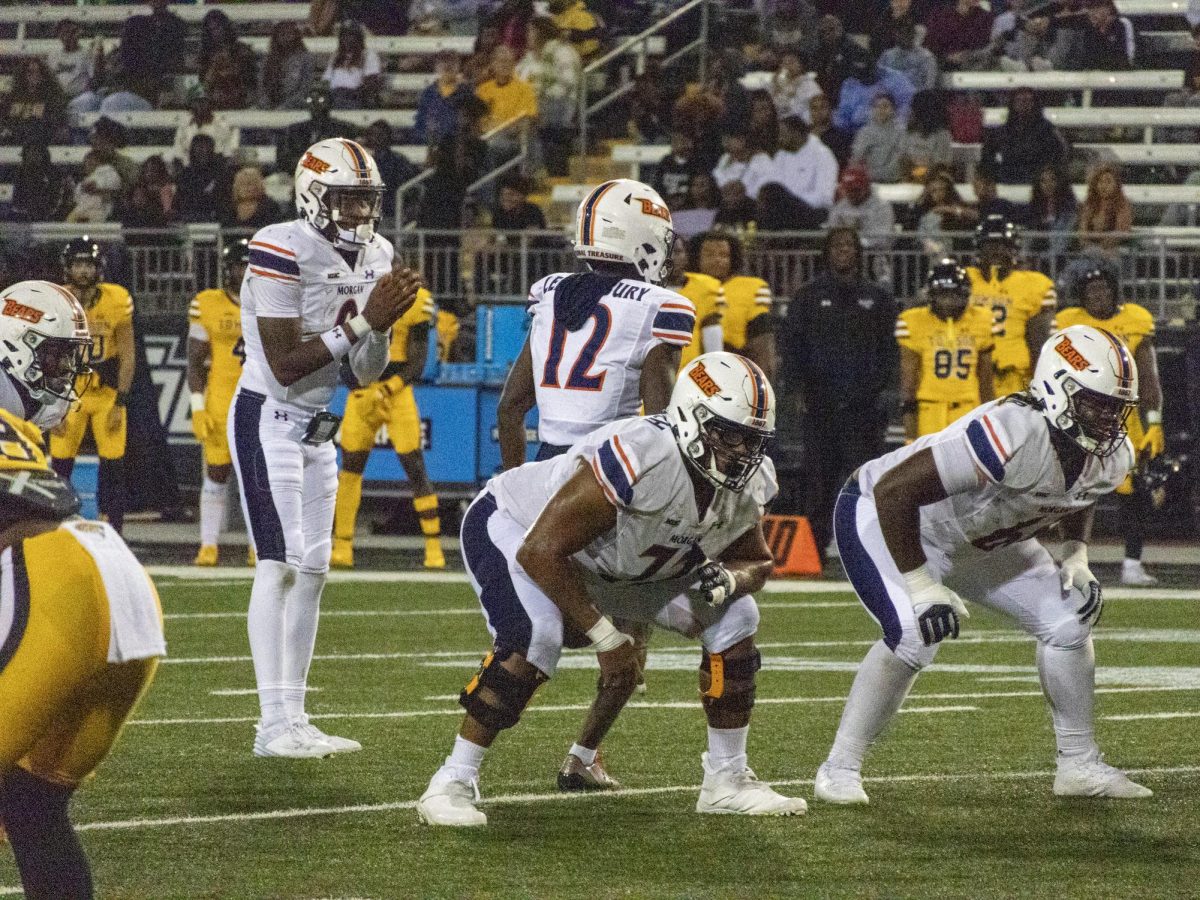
333,287,445,569
965,216,1056,397
693,232,776,381
1057,268,1164,585
49,238,136,534
664,240,725,368
188,240,250,566
897,259,997,440
0,408,163,899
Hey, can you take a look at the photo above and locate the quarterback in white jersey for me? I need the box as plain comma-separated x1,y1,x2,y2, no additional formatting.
418,353,806,826
816,325,1153,804
229,137,422,759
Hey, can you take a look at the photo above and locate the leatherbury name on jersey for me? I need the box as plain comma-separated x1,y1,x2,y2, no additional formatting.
489,415,775,611
238,220,394,411
856,398,1133,555
528,273,695,446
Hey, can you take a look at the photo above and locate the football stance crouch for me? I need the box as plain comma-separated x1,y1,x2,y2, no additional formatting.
417,352,806,826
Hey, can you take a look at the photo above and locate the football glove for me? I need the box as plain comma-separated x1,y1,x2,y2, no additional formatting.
1139,424,1164,459
1060,540,1103,626
691,560,738,607
903,564,969,646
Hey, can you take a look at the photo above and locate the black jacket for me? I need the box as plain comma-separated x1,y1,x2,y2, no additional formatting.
780,271,896,416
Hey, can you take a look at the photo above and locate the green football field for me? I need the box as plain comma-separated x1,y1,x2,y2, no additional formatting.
3,569,1198,899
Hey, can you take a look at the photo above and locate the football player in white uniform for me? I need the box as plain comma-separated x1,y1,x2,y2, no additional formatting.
418,352,806,826
496,179,695,792
0,280,92,429
230,138,422,758
814,325,1153,804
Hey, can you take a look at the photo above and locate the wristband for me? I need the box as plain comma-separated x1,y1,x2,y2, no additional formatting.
1146,410,1162,426
114,391,129,407
346,313,371,339
587,616,628,652
190,392,206,413
320,323,359,360
1060,539,1089,568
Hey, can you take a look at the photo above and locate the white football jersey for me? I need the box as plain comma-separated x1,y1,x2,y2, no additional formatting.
527,273,695,446
857,397,1134,555
490,414,775,607
237,219,394,411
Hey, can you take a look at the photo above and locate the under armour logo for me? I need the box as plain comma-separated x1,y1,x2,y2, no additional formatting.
274,410,289,421
364,269,376,279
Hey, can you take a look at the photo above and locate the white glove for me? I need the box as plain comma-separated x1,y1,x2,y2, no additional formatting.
690,560,738,607
903,564,970,646
1060,539,1103,626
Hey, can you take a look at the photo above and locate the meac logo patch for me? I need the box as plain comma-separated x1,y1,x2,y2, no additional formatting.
688,362,721,397
2,299,44,325
1054,335,1091,371
300,152,332,175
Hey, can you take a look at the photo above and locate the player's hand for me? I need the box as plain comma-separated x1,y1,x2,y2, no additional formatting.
191,408,210,442
106,404,125,435
690,560,738,607
1059,539,1103,626
362,267,422,332
1139,424,1164,459
596,639,641,692
903,564,969,646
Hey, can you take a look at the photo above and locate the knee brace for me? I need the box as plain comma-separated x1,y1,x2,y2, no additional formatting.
459,648,544,731
699,645,762,714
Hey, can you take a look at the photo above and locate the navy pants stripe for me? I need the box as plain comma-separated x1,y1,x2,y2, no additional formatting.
834,480,904,651
232,391,286,563
460,492,533,654
534,442,571,461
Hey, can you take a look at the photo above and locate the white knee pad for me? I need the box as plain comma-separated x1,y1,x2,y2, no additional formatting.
300,538,332,575
702,595,760,654
892,629,940,671
1042,613,1091,651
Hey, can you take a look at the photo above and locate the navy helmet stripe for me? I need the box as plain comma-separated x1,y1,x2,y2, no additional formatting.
580,181,616,246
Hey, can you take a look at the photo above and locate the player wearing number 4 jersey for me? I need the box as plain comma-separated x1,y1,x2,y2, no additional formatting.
815,324,1152,805
419,352,805,826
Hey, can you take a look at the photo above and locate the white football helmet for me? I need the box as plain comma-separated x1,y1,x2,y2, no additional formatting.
668,352,775,492
294,137,385,249
0,281,92,428
574,179,675,284
1029,324,1138,458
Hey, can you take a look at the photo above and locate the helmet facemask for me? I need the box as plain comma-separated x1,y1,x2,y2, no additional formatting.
310,182,384,248
1058,378,1136,458
682,404,773,492
20,329,92,404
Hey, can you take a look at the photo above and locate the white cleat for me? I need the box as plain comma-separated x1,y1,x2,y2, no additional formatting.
696,753,807,816
253,720,335,759
1121,559,1158,586
417,772,487,827
814,761,870,805
1054,755,1153,799
293,717,362,754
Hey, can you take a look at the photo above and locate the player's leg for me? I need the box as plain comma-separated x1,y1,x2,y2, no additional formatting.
1117,477,1156,586
92,387,128,535
418,492,560,826
48,392,90,480
964,541,1152,798
331,388,378,569
815,481,943,804
195,395,234,566
390,386,445,569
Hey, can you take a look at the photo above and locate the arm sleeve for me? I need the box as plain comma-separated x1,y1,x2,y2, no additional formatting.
649,296,696,349
932,406,1040,493
589,421,674,512
187,296,209,341
244,271,302,318
348,329,390,385
894,312,918,352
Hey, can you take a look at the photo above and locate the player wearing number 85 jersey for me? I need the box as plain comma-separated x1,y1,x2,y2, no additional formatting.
814,324,1152,806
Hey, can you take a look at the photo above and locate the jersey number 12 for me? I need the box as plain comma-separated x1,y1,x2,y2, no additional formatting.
541,304,612,391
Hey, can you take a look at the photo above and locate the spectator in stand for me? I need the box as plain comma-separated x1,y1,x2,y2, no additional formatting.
808,92,852,167
979,87,1068,185
308,0,409,36
204,48,253,110
745,91,780,156
464,24,503,84
491,173,546,229
765,0,820,54
627,65,670,142
175,134,229,223
488,0,534,58
323,22,383,108
760,115,839,228
48,19,104,105
198,10,257,95
550,0,605,62
275,86,358,176
169,94,237,166
10,143,72,222
415,53,475,146
1028,162,1078,257
907,168,973,251
653,129,702,209
476,44,538,162
418,95,489,228
714,181,758,229
971,164,1027,224
851,93,906,183
517,17,581,177
923,0,994,70
219,166,281,231
898,90,953,182
1052,0,1134,71
770,50,823,122
66,151,122,224
120,155,176,229
833,59,916,133
360,119,419,220
712,129,775,200
118,0,187,85
1078,163,1133,255
813,15,873,104
879,21,939,93
869,0,920,58
2,59,67,146
88,117,137,189
827,164,897,244
993,1,1056,71
672,172,720,238
258,21,315,111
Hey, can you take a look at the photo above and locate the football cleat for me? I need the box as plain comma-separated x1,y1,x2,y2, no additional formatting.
1054,754,1153,799
1120,559,1158,586
293,718,362,754
252,720,335,759
814,761,869,805
193,544,219,567
696,753,807,816
417,772,487,827
330,538,354,569
557,752,621,792
424,537,446,569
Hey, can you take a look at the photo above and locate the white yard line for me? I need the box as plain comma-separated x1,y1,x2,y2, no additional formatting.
0,889,23,897
165,608,478,620
71,765,1200,834
1104,711,1200,721
210,688,321,697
